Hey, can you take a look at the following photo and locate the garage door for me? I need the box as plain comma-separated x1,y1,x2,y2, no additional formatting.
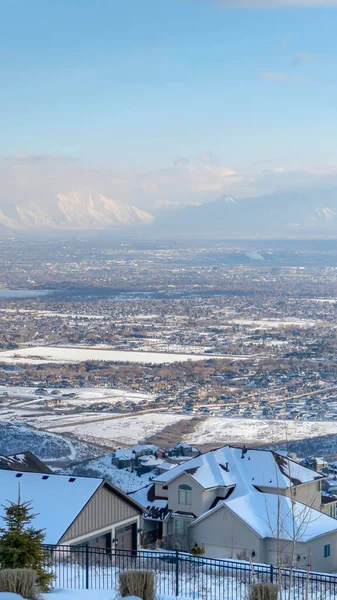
115,523,134,551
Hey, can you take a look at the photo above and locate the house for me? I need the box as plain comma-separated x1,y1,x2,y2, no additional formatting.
168,443,200,459
111,448,134,469
0,451,52,474
131,445,337,572
137,455,163,476
111,444,161,471
0,470,142,551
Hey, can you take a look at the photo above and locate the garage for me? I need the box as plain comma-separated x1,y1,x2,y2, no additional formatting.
115,522,138,551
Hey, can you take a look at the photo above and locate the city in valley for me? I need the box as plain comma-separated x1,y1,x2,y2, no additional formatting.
2,237,337,587
2,239,337,460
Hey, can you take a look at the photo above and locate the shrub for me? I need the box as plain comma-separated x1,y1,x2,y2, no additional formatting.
249,582,278,600
119,570,155,600
190,544,205,556
0,568,37,599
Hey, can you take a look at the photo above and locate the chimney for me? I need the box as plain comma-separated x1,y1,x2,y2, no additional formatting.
241,445,247,459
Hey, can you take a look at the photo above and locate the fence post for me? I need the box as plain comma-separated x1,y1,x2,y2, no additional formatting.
85,544,89,590
270,564,274,584
175,550,179,598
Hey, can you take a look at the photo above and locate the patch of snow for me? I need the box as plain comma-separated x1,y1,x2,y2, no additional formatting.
54,413,192,446
0,346,230,365
186,418,337,446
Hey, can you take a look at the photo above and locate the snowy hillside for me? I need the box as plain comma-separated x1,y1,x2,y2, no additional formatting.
0,421,104,466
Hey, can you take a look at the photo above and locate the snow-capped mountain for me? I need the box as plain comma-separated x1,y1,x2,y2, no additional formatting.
152,189,337,238
0,191,153,230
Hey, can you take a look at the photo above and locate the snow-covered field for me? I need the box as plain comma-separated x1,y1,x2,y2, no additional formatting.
0,346,230,365
53,413,192,446
0,385,154,408
186,417,337,446
229,318,317,328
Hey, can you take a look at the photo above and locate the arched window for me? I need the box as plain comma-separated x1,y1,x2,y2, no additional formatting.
178,484,192,506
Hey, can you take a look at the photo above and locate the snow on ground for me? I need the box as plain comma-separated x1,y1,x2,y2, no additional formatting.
0,385,155,406
0,346,232,365
66,455,152,493
228,318,317,328
0,421,103,464
186,417,337,446
53,413,192,446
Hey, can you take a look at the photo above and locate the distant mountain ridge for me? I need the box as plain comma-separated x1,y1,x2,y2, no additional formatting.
152,189,337,238
0,191,153,230
2,187,337,237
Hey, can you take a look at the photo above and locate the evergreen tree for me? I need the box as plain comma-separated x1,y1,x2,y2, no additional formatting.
0,490,54,590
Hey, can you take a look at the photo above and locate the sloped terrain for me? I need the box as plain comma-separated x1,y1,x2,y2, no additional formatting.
0,421,104,467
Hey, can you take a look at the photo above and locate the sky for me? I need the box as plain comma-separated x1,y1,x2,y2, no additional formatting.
1,0,337,210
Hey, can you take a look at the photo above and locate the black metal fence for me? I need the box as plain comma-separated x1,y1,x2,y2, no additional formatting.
43,544,337,600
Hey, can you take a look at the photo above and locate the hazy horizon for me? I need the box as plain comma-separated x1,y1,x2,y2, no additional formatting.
1,0,337,216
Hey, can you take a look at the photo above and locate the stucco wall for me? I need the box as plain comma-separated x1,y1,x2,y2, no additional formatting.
167,473,230,517
190,505,263,561
286,481,321,511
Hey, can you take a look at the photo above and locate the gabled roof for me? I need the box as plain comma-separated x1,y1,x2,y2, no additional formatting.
153,446,323,491
0,451,52,474
0,470,142,544
129,484,169,521
191,490,337,543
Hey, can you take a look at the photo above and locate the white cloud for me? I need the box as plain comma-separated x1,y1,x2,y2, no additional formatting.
2,154,337,213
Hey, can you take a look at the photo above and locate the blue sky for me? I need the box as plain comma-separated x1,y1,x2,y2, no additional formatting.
1,0,337,208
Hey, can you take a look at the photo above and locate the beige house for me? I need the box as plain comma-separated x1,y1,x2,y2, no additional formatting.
0,470,142,551
130,446,337,572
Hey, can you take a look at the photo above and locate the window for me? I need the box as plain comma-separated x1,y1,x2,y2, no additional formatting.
178,484,192,506
324,544,331,559
329,505,336,519
173,518,189,536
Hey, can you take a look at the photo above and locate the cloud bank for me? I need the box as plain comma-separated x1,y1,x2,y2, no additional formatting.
1,154,337,213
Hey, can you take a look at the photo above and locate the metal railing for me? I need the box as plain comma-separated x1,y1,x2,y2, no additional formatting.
43,544,337,600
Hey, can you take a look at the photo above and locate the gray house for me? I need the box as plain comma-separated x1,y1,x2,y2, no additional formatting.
0,470,142,551
130,446,337,572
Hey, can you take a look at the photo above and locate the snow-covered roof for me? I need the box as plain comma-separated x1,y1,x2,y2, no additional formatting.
138,455,163,467
157,462,175,472
0,471,103,544
113,448,133,460
129,484,168,521
153,446,322,491
131,444,159,454
192,490,337,542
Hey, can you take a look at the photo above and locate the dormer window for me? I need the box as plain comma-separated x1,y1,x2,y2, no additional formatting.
178,484,192,506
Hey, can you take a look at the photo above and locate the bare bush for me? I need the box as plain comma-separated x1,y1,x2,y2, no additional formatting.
119,570,155,600
249,582,278,600
0,568,37,599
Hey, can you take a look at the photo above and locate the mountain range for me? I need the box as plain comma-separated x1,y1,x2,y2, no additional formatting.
151,188,337,238
2,187,337,238
0,191,153,232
